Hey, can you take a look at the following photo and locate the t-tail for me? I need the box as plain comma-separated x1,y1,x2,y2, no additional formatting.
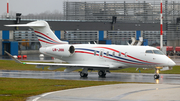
5,20,68,47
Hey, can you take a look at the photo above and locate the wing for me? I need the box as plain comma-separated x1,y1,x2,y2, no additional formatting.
5,51,109,71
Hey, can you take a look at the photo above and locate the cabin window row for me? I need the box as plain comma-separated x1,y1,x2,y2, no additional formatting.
94,51,127,57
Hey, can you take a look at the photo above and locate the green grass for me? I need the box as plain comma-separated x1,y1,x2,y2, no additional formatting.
0,78,122,101
0,60,65,71
161,65,180,74
0,60,180,74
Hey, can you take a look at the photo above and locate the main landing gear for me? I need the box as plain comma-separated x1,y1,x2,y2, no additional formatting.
80,72,88,77
154,68,160,79
98,70,106,77
79,69,108,78
80,68,88,77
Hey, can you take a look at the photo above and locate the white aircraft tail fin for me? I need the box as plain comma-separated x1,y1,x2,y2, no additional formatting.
5,20,68,47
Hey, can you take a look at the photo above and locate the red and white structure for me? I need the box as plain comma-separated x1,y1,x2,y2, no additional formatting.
160,0,163,50
7,0,9,18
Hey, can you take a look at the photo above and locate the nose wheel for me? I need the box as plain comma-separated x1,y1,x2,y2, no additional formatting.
154,69,160,79
154,74,159,79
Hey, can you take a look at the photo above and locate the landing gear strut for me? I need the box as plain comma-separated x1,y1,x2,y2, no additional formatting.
80,68,88,77
154,68,160,79
98,70,106,77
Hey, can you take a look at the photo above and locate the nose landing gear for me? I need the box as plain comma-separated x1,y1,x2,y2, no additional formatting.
154,68,160,79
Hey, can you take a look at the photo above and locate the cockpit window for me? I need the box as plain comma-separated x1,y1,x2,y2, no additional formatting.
145,50,164,55
153,50,164,55
146,50,153,53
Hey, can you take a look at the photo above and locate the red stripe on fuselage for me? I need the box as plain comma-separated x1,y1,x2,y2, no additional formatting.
94,46,158,64
75,51,147,65
103,56,144,65
75,51,94,55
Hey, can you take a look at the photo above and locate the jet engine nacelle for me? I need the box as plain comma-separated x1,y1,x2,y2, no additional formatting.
44,45,75,57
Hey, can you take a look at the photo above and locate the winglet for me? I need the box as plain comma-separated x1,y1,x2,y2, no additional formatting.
5,51,22,64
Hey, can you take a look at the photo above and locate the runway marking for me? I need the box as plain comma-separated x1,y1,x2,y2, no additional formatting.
112,86,180,100
112,88,156,100
31,87,88,101
32,97,40,101
32,90,63,101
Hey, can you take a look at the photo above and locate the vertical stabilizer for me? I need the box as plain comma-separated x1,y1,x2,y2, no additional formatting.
5,20,68,47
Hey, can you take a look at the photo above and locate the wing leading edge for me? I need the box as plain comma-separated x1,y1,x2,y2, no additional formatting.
5,51,109,70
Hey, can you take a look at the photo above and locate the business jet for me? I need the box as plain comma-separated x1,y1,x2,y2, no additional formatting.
5,20,176,79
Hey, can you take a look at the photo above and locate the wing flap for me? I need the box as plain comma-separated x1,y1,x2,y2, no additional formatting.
25,62,109,68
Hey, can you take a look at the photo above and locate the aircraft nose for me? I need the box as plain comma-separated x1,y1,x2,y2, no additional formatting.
168,58,176,66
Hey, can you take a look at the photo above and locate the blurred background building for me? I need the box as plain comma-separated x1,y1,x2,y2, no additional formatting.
0,0,180,55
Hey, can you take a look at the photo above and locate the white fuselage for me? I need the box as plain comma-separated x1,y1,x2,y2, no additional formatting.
40,44,175,70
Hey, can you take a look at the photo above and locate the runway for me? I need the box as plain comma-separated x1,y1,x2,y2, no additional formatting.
27,84,180,101
1,70,180,84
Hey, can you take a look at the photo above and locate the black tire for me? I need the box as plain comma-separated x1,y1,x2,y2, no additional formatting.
80,72,88,77
154,74,159,79
98,70,106,77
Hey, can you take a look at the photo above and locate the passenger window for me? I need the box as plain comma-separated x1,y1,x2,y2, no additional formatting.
146,50,153,54
100,51,103,57
94,51,96,56
106,51,109,56
113,52,115,57
125,52,127,57
119,52,121,56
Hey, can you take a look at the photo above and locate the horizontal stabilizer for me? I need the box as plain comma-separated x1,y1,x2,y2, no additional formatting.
5,21,46,27
5,20,68,47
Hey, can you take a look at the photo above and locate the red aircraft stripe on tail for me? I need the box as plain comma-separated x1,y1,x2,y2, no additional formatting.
38,39,58,45
34,31,62,44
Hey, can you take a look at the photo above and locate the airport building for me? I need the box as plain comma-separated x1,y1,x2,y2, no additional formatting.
0,0,180,55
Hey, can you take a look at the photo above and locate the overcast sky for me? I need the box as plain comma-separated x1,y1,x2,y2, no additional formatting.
0,0,66,15
0,0,177,16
